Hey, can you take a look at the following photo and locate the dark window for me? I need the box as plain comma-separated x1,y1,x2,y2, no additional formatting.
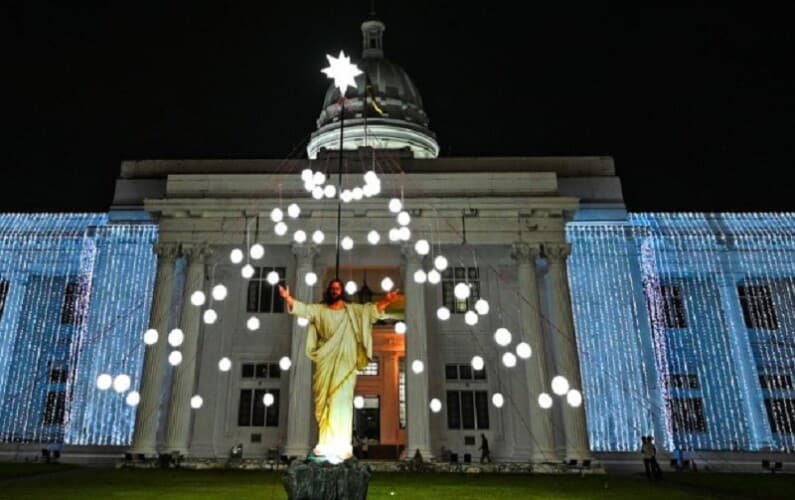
765,399,795,434
473,366,487,380
445,364,459,380
61,278,87,325
441,267,480,313
668,374,699,389
447,390,490,430
241,363,255,378
269,363,281,379
255,363,269,379
49,368,68,384
238,389,280,427
739,285,779,330
0,279,9,321
458,365,473,380
668,397,707,433
660,285,687,328
247,267,286,313
760,375,794,390
43,391,66,425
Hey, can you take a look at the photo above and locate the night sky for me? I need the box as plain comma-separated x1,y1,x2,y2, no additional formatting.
4,3,793,213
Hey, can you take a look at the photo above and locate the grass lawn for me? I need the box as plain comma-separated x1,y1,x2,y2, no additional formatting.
0,464,793,499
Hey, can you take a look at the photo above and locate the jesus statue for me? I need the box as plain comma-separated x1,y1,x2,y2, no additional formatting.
279,279,399,464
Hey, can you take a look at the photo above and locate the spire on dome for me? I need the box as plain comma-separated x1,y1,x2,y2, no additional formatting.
361,10,385,59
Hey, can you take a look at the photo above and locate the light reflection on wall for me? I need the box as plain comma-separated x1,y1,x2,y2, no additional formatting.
568,213,795,452
0,214,157,445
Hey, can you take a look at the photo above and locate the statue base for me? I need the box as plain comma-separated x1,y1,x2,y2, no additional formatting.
282,457,371,500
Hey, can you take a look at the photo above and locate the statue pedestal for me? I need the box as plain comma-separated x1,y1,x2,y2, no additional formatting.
282,458,371,500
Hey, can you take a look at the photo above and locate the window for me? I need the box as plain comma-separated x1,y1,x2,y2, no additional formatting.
441,267,480,313
446,390,490,430
738,285,779,330
765,399,795,434
668,397,707,433
61,278,87,325
398,357,406,428
667,374,699,389
357,356,379,376
0,279,9,321
247,267,286,313
241,362,280,379
445,363,487,381
49,368,69,384
660,285,687,328
760,375,794,390
43,391,66,425
237,389,280,427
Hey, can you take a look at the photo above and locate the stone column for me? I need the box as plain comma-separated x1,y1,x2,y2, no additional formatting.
512,243,556,462
544,243,590,461
402,246,432,459
283,244,318,457
162,244,210,455
129,243,178,456
0,272,29,409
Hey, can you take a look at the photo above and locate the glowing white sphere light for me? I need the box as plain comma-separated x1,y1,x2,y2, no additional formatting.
287,203,301,218
395,321,407,334
324,184,337,199
474,299,489,315
241,264,255,279
516,342,532,359
313,171,326,185
427,269,441,284
414,239,430,255
312,230,325,244
566,389,583,408
397,227,411,241
270,207,284,223
388,198,402,213
494,328,512,347
297,317,309,327
203,309,217,325
263,393,275,407
471,355,484,371
212,284,228,301
341,236,354,250
246,316,260,331
190,291,206,306
436,306,451,321
502,352,517,368
266,271,280,285
301,168,313,182
364,170,378,184
112,375,130,395
413,269,427,284
454,283,471,300
218,357,232,372
230,248,244,264
279,356,292,371
538,393,553,409
168,328,184,347
125,391,140,407
312,186,324,199
293,230,307,244
492,393,505,408
249,243,265,260
380,277,394,292
352,187,363,200
388,228,400,242
551,375,570,396
345,281,357,295
341,190,353,203
429,398,442,413
464,310,478,325
354,396,364,409
397,211,411,226
96,373,112,391
411,360,425,374
274,222,288,236
143,329,158,346
434,255,448,271
367,230,380,244
168,350,183,366
305,272,318,286
190,395,203,409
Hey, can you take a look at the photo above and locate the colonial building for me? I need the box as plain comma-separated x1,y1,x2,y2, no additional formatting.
1,16,793,464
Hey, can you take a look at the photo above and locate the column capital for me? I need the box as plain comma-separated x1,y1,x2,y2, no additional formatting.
291,244,318,263
511,243,542,264
543,243,572,263
400,244,424,267
153,242,179,260
181,243,212,261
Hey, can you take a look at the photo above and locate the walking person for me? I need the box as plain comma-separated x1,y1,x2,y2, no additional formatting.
649,436,663,480
479,434,492,463
641,436,654,480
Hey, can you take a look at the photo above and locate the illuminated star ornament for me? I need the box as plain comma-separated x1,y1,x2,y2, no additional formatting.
321,50,363,96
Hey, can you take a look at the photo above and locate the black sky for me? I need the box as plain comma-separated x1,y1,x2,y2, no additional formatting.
3,2,794,213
